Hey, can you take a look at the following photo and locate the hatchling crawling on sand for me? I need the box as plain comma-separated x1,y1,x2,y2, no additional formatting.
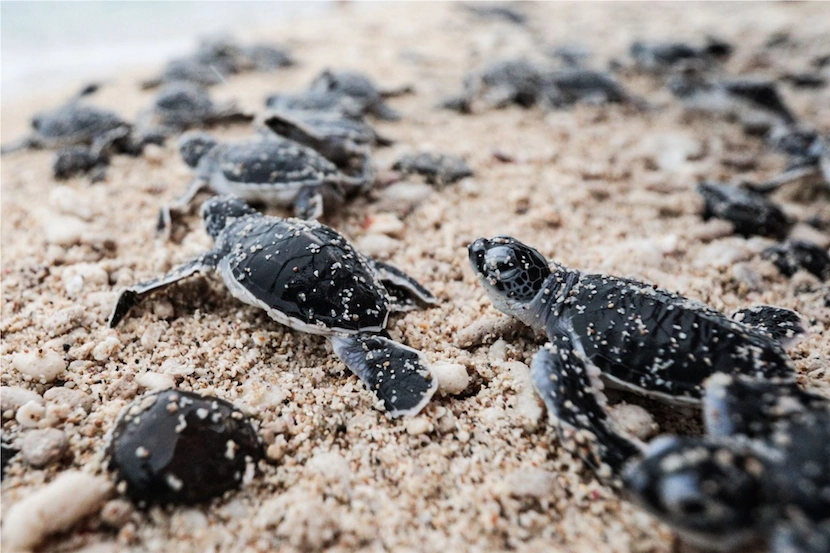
111,195,438,417
137,82,253,135
469,237,828,551
266,69,407,121
468,236,803,407
160,131,374,230
1,101,134,179
259,109,391,169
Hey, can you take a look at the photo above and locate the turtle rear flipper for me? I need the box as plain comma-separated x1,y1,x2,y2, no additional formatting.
330,334,437,418
368,259,437,312
531,326,644,481
293,184,325,220
703,373,828,439
108,252,222,328
731,305,807,349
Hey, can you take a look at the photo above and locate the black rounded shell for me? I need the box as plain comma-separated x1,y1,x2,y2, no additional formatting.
552,273,795,400
107,389,262,505
33,104,125,142
222,217,389,333
212,138,340,184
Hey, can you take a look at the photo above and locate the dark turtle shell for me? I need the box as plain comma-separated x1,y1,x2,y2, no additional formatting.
211,137,341,185
221,216,389,334
33,104,126,144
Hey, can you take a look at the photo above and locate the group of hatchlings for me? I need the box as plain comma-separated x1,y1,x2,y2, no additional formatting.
3,19,830,553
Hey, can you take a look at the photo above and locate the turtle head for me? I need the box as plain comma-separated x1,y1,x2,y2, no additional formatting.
201,195,257,239
178,132,217,168
622,436,765,551
468,236,551,318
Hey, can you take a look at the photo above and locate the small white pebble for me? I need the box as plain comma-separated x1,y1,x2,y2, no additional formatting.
135,371,175,391
43,306,85,337
92,336,121,362
431,362,470,395
365,213,405,237
152,300,175,320
99,499,134,528
49,186,94,221
16,400,46,428
355,233,401,258
499,467,557,499
381,182,433,205
64,274,85,297
143,144,165,164
2,471,112,551
44,215,86,246
405,416,433,436
20,428,68,468
608,402,659,441
1,386,43,414
12,350,66,383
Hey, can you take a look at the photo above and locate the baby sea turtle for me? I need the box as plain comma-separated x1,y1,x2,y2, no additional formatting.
762,240,830,281
111,196,438,417
454,59,546,111
266,69,406,121
1,102,129,155
669,73,797,132
259,109,391,169
629,38,732,72
1,101,138,180
307,69,405,121
138,82,253,135
533,331,830,553
697,182,792,240
759,131,830,191
163,132,373,228
142,37,293,89
447,60,634,112
625,374,830,551
107,389,262,505
468,236,799,406
542,69,632,108
392,152,473,185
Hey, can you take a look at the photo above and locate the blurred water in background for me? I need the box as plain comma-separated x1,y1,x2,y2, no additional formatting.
1,1,333,104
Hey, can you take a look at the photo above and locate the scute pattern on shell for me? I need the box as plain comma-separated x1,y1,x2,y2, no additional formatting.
222,216,389,333
543,269,796,401
214,138,340,184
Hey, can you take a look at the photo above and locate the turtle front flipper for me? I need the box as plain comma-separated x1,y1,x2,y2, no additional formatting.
731,305,807,349
108,252,222,328
157,178,212,237
330,334,437,418
368,259,437,312
531,326,644,481
294,185,324,220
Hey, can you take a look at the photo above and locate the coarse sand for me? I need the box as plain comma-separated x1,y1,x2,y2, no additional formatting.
2,3,829,552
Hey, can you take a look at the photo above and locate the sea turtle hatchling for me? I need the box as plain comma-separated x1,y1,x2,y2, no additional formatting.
266,69,407,121
111,195,439,417
468,236,802,407
532,333,830,552
160,131,374,230
259,109,392,169
137,82,253,135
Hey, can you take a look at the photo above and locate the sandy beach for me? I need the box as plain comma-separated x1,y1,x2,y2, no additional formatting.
2,3,829,552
